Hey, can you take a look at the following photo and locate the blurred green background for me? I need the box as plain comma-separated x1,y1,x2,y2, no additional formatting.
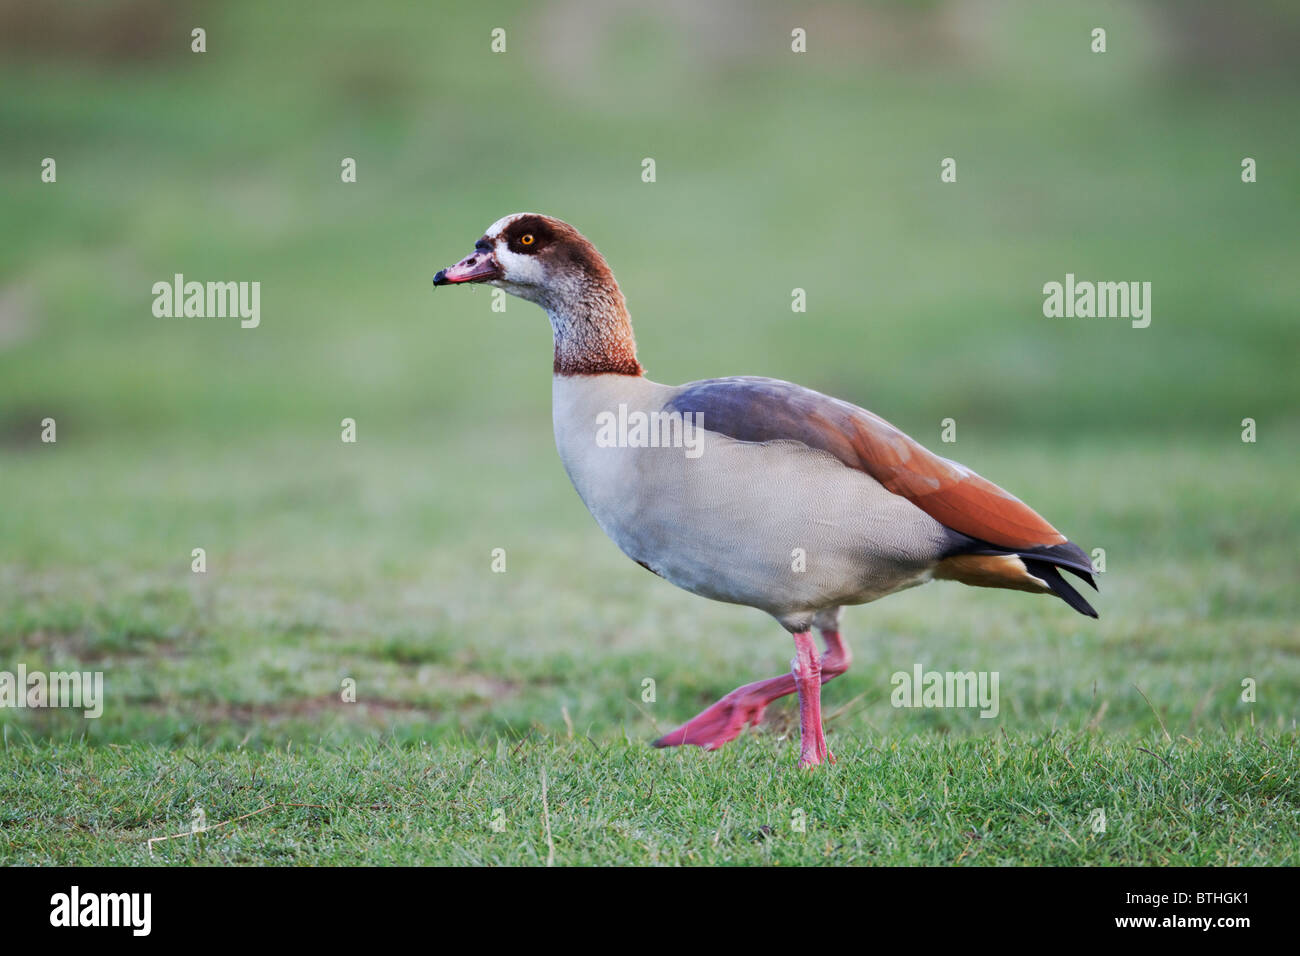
1,0,1297,747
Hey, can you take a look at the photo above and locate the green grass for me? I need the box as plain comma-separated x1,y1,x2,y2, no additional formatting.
1,431,1296,864
3,732,1295,865
1,0,1298,865
1,433,1296,747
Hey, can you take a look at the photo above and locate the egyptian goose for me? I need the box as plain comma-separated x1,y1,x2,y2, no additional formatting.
434,213,1097,769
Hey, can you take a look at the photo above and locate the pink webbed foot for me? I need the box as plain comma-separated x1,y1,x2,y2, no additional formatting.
796,712,836,768
654,628,851,761
799,734,836,769
653,674,795,751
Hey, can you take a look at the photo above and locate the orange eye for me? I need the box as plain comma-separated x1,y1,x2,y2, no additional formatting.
520,234,534,246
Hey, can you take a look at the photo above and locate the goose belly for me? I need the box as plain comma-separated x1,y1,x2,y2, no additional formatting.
551,377,949,616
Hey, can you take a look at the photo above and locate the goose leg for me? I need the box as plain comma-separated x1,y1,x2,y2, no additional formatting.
653,672,794,751
653,625,851,754
791,631,833,768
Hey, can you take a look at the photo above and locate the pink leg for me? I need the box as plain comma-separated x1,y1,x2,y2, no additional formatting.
818,629,852,681
653,629,851,754
791,631,833,768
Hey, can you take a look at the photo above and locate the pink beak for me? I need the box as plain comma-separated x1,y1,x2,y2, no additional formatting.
433,247,501,285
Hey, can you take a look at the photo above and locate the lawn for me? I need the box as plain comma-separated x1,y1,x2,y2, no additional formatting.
2,430,1295,864
1,0,1297,865
5,733,1295,866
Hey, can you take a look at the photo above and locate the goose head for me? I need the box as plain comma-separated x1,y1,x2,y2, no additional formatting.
433,213,642,376
433,213,610,307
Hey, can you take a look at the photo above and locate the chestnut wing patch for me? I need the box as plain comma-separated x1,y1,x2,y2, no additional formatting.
666,376,1067,551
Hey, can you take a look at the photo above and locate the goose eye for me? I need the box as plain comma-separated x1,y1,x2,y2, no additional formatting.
520,234,535,246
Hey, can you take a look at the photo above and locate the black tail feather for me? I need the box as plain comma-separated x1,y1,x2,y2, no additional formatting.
1022,559,1099,618
1021,541,1098,589
945,534,1100,617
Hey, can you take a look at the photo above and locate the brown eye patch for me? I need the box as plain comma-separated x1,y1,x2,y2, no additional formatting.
505,216,553,254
